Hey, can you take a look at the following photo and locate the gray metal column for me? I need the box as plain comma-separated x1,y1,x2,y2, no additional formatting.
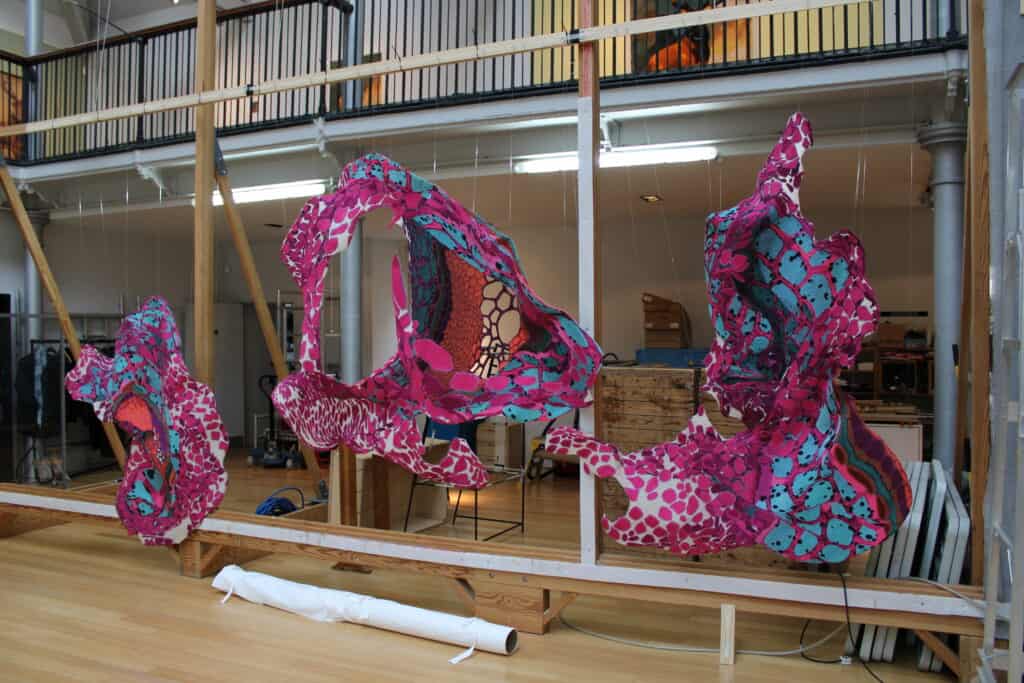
24,0,43,347
340,225,362,383
340,1,363,384
918,121,967,471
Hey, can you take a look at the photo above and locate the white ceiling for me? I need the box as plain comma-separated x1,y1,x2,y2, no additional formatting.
50,142,932,241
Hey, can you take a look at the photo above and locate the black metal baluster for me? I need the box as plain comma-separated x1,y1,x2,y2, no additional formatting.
384,0,392,104
511,0,518,87
548,0,554,84
472,0,480,93
276,6,285,121
247,12,256,123
401,0,409,103
419,0,427,101
137,39,146,145
319,0,329,115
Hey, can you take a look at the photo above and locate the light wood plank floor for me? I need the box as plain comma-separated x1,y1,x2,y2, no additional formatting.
0,522,947,682
7,452,949,682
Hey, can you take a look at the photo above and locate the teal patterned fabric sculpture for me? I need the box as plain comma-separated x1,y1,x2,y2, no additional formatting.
545,113,911,562
66,297,228,545
272,154,602,488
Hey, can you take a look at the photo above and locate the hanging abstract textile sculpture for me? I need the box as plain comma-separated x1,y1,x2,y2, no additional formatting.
66,297,228,545
272,154,602,488
545,113,911,563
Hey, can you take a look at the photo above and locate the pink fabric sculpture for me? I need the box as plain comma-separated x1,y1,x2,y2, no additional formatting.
546,113,911,563
272,154,602,488
66,297,228,545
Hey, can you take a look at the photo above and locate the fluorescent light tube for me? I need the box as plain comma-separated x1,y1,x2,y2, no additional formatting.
196,179,327,206
513,144,718,174
600,144,718,168
513,154,579,174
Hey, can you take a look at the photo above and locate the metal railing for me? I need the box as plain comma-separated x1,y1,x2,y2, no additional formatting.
0,0,966,165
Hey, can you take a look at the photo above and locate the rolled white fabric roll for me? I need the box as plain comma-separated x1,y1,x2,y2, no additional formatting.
211,565,517,660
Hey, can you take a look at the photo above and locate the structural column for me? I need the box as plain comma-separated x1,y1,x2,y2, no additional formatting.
919,121,966,471
23,0,43,344
193,0,217,385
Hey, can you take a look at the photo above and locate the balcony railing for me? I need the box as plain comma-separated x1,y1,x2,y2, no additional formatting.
0,0,966,165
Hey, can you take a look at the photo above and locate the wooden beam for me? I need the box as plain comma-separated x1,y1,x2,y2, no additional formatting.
192,0,217,386
216,171,287,380
215,167,322,492
328,449,341,525
959,635,982,683
341,447,358,526
0,0,864,142
967,0,991,586
543,592,577,627
0,163,127,469
472,580,550,634
577,0,601,566
0,485,986,636
914,629,961,677
370,456,391,529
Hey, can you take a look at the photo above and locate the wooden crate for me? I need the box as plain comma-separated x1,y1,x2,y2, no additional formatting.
699,391,746,438
597,367,696,560
641,292,692,348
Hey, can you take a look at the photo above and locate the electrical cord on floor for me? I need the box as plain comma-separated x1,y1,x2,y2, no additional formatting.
836,571,885,683
558,611,846,657
255,486,305,516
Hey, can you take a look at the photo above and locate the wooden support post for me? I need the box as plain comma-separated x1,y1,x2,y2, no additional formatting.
958,634,982,683
0,163,128,469
720,603,737,665
193,0,217,386
472,580,550,635
967,0,991,585
328,449,341,525
370,456,391,529
179,537,271,579
577,0,602,565
215,163,321,492
341,447,358,526
543,592,577,628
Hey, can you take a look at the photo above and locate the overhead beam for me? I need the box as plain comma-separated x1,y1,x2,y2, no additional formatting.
0,0,865,141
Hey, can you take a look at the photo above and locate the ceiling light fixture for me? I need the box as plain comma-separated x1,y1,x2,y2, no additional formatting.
192,179,327,207
513,144,718,174
640,194,663,203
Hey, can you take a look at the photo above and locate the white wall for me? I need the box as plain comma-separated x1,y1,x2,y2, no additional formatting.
41,204,936,362
43,221,192,315
501,207,935,358
0,213,24,303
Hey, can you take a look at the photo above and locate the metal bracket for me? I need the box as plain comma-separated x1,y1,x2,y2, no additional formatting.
133,153,172,197
213,139,228,177
599,116,620,151
313,117,338,164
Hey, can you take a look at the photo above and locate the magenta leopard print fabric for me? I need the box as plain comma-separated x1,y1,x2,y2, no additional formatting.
66,297,228,545
272,154,601,488
546,114,910,563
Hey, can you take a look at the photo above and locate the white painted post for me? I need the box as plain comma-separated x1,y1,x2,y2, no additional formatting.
577,0,601,565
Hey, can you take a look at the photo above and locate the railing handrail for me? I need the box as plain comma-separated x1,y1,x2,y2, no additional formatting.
9,0,352,66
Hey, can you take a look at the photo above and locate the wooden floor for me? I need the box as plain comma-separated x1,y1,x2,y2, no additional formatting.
5,454,952,682
0,521,948,682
